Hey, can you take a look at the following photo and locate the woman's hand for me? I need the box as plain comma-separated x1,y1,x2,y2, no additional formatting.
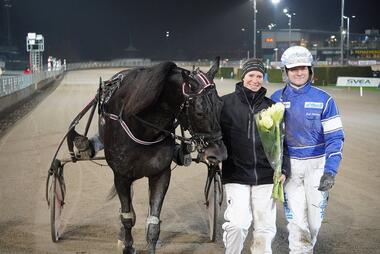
279,174,286,184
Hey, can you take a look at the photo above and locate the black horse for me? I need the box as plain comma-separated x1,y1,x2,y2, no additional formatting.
96,59,226,253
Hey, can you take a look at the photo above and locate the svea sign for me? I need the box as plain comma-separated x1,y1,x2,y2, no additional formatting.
337,77,380,87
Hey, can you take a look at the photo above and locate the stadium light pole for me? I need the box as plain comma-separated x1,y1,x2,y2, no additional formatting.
340,0,345,65
274,48,278,61
283,8,296,47
253,0,257,58
343,15,355,63
252,0,281,58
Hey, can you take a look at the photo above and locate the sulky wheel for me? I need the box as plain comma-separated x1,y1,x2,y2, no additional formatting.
206,173,222,242
48,159,66,242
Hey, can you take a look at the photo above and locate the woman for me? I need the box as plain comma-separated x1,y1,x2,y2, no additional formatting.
220,58,290,254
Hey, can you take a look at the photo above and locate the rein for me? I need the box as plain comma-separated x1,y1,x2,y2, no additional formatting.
103,110,168,145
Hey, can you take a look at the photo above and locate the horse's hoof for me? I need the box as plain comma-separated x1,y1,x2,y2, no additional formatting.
123,247,136,254
155,239,163,248
117,240,125,253
117,240,136,254
147,240,164,254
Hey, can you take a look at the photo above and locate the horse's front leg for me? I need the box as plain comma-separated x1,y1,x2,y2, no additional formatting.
114,176,136,254
146,168,171,254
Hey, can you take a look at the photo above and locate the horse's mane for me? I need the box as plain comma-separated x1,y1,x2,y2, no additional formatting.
114,62,178,116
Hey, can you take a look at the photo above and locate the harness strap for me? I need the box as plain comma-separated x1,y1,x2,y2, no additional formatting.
104,112,167,145
182,73,214,97
132,115,175,139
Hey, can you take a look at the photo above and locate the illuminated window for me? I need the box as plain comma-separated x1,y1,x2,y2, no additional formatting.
265,37,274,43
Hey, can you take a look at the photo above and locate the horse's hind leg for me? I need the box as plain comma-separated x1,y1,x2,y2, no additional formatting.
146,169,171,254
115,176,136,254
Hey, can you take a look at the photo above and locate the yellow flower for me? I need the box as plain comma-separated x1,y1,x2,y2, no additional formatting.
259,115,273,130
271,103,285,124
266,106,276,117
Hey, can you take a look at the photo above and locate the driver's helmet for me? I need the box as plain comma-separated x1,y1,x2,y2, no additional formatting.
281,46,313,69
281,46,314,82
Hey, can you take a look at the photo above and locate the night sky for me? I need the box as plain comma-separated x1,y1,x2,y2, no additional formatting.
2,0,378,61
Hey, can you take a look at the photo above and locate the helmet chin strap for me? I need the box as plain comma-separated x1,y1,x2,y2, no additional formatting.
308,66,314,82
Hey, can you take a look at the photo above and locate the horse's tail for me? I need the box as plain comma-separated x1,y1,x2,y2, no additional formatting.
106,184,117,200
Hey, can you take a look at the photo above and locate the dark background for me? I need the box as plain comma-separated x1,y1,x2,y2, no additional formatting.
1,0,378,61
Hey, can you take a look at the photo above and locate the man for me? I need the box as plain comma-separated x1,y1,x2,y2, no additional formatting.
220,58,290,254
271,46,345,253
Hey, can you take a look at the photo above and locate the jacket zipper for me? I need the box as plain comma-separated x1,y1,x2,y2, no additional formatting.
243,89,259,185
251,111,258,185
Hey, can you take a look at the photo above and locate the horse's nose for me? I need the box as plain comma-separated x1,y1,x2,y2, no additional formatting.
206,156,219,165
204,141,227,164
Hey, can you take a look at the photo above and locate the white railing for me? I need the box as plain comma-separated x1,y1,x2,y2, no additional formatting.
66,59,153,70
65,59,227,71
0,69,63,97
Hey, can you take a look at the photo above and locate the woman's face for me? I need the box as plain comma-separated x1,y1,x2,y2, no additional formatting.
287,66,310,87
243,70,264,92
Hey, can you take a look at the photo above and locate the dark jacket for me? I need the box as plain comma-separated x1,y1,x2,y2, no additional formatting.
220,82,290,185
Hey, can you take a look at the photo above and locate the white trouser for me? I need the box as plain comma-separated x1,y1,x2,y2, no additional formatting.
90,133,104,153
284,157,329,254
222,183,276,254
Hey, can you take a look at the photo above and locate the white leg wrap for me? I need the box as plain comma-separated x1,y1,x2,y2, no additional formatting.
146,215,160,225
120,212,135,220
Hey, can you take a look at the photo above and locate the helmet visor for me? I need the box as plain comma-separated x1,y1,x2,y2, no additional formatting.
285,62,312,69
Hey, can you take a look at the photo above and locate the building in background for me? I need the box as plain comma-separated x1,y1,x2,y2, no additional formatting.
261,28,380,65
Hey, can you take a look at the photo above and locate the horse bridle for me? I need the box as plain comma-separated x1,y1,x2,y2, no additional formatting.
179,71,223,152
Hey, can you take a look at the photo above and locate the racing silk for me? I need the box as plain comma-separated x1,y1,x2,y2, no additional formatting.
271,82,344,175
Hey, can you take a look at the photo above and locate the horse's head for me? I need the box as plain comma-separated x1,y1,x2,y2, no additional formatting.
179,57,227,165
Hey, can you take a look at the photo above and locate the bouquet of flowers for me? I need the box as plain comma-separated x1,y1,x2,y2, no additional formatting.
255,102,285,202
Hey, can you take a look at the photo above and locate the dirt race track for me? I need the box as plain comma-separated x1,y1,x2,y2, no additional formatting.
0,68,379,254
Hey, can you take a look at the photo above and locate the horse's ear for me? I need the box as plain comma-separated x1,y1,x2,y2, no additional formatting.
206,56,220,80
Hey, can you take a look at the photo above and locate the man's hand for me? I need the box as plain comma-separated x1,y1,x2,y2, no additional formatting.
318,172,335,191
279,174,286,184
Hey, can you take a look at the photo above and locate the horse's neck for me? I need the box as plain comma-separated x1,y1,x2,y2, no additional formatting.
127,100,176,139
162,74,185,117
120,72,184,138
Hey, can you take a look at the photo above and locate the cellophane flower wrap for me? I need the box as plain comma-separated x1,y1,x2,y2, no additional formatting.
255,102,285,202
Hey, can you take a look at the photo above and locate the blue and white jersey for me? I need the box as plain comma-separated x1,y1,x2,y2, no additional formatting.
271,82,344,175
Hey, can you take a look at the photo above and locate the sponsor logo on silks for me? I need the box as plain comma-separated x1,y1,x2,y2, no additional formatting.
319,191,329,219
283,101,291,109
284,193,293,220
305,102,323,109
306,112,320,117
